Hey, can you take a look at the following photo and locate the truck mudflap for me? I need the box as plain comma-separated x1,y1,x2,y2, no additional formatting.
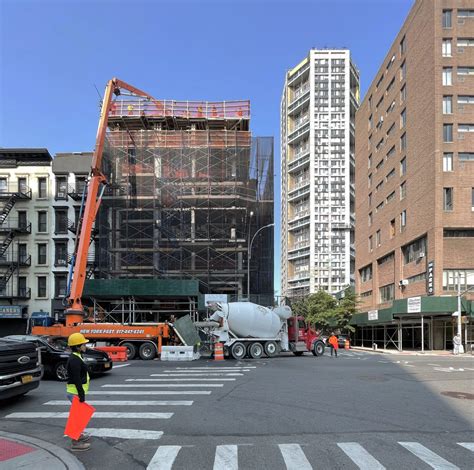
173,315,201,347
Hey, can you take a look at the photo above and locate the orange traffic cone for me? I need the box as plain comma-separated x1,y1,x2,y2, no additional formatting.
214,342,224,361
344,339,350,350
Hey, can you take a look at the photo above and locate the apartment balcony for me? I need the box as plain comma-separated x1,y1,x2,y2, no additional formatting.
288,122,310,144
288,209,310,224
288,62,310,86
0,219,31,234
288,271,311,283
288,88,310,115
0,184,32,200
288,216,310,231
0,287,31,300
288,150,310,173
0,253,31,267
288,185,311,202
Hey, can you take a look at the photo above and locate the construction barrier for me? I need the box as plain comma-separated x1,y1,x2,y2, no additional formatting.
214,342,224,361
95,346,128,362
161,346,195,361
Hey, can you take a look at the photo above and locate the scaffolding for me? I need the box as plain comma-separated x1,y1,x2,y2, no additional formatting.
90,94,273,320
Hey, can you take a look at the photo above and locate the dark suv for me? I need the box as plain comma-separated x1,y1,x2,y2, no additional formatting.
0,338,43,400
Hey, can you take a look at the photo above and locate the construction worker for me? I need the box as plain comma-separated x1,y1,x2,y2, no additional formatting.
328,332,339,357
66,333,91,452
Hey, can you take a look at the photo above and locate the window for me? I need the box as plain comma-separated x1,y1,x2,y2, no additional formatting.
400,35,406,55
379,284,395,303
400,181,406,200
459,152,474,161
400,210,407,230
376,181,384,192
458,10,474,18
443,124,453,142
55,210,68,234
442,9,452,28
368,173,372,187
442,39,452,57
400,85,406,103
386,168,395,181
390,219,396,238
38,177,47,198
55,274,67,298
368,154,372,169
37,243,47,265
458,38,474,48
443,95,452,114
457,66,474,76
75,176,87,195
376,74,384,89
400,133,407,151
368,115,373,130
360,264,372,282
368,95,373,110
443,67,452,85
376,229,381,247
443,269,474,292
443,187,453,211
55,177,68,199
18,277,27,297
400,157,406,176
369,235,373,252
54,241,68,267
368,212,373,226
376,158,385,171
376,201,384,212
386,191,395,203
400,108,406,128
402,237,426,264
0,178,7,193
38,211,47,232
444,229,474,237
386,100,396,114
18,244,28,264
369,192,372,206
18,177,27,193
378,252,395,265
386,77,395,94
400,61,406,81
472,188,474,210
458,123,474,132
458,95,474,104
443,152,453,171
18,211,27,229
37,277,47,298
386,123,395,137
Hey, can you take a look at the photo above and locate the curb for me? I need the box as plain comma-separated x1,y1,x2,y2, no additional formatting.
351,347,472,357
0,431,85,470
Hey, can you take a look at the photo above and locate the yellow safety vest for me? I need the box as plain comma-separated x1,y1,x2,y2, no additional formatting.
66,352,90,395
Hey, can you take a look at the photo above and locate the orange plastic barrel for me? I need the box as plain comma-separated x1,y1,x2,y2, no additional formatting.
214,342,224,361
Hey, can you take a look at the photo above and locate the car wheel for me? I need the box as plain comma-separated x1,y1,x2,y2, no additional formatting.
264,341,279,358
248,342,264,359
230,342,246,360
313,341,325,356
139,343,156,360
54,362,69,381
122,342,136,360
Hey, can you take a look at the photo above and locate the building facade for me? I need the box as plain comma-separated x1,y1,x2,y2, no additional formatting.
353,0,474,351
281,49,359,297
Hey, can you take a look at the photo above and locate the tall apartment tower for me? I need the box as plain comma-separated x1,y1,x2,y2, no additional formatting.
353,0,474,351
281,49,359,297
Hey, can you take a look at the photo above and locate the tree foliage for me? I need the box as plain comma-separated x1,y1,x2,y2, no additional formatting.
289,286,358,333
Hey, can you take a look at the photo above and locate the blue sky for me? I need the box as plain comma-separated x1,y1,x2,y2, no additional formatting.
0,0,413,293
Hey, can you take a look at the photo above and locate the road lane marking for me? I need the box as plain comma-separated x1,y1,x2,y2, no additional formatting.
88,391,211,395
213,445,238,470
163,369,251,373
278,444,312,470
458,443,474,452
86,428,163,440
45,400,193,406
102,384,224,388
147,445,181,470
170,367,256,370
151,373,243,377
428,364,441,366
6,412,173,419
112,363,130,368
126,378,236,382
398,442,459,469
337,443,385,469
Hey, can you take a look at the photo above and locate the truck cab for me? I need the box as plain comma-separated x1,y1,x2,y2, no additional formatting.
287,316,325,356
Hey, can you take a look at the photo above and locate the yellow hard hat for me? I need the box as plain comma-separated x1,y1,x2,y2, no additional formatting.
68,332,89,347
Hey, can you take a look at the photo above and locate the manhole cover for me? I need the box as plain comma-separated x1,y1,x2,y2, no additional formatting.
441,391,474,400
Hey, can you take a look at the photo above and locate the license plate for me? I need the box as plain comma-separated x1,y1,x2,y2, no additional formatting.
21,375,33,384
104,363,111,368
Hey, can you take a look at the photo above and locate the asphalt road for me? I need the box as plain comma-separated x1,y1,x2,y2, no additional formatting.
1,350,473,469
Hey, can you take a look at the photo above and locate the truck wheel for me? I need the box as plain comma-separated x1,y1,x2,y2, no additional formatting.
230,342,246,360
248,342,264,359
293,351,304,356
313,341,325,356
139,343,156,360
122,342,136,360
264,341,278,357
54,362,69,381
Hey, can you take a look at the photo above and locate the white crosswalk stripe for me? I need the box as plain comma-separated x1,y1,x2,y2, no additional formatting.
278,444,312,470
147,445,181,470
163,369,251,373
45,400,193,406
151,373,243,377
102,383,224,388
88,390,212,395
6,412,173,419
213,445,238,470
399,442,460,469
458,442,474,452
126,378,236,382
86,428,163,440
337,443,385,469
168,367,256,370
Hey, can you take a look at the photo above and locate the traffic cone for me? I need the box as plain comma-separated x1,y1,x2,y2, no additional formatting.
214,342,224,361
344,339,350,350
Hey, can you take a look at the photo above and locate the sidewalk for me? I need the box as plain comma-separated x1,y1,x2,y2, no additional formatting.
351,346,474,357
0,431,85,470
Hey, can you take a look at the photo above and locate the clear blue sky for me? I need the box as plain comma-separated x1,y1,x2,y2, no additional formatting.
1,0,413,294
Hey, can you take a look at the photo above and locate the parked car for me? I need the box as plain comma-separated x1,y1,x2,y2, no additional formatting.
337,334,351,349
4,335,112,381
0,338,42,400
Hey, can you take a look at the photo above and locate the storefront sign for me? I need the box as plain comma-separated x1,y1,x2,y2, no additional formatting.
427,261,434,295
407,296,421,313
368,310,378,321
0,305,23,318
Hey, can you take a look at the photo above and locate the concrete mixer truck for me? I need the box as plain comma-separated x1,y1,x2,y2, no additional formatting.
208,302,326,360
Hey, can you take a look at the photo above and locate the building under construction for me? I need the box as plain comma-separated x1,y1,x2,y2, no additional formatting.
85,96,274,322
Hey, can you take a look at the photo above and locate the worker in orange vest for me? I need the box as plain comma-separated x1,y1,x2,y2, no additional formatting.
328,332,339,357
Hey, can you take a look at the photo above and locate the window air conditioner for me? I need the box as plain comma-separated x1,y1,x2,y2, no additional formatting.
418,252,425,259
399,279,409,286
57,192,65,198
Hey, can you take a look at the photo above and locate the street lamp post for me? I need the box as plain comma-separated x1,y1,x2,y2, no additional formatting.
247,222,274,301
456,273,474,353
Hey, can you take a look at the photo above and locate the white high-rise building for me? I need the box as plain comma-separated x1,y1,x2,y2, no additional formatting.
281,49,359,297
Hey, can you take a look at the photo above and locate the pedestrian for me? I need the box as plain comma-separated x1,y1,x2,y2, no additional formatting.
66,333,91,452
328,332,339,357
453,333,462,355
